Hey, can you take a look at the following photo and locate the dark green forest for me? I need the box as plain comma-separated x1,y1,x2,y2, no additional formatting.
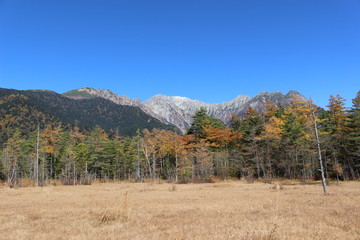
1,90,359,187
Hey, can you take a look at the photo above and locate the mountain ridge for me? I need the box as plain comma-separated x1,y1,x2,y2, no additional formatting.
63,88,308,133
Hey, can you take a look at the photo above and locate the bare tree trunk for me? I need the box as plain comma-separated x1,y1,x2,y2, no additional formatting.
136,140,141,182
174,132,178,183
192,157,196,180
224,148,229,180
73,159,76,185
142,144,152,177
50,155,53,179
152,153,156,180
9,156,18,188
312,110,327,194
35,124,40,187
41,152,45,186
5,152,10,184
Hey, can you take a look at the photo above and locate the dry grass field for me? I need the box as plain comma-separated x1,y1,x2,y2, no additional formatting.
1,180,360,240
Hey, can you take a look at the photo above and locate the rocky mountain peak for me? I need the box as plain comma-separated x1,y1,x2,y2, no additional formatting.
287,90,301,96
62,88,97,99
286,90,307,100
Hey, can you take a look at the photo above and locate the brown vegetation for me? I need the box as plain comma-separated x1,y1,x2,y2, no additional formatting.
1,181,360,240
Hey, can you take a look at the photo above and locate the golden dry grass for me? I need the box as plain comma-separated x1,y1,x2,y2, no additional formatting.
1,181,360,240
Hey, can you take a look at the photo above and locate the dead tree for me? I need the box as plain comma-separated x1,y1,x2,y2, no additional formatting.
35,124,40,187
311,106,327,194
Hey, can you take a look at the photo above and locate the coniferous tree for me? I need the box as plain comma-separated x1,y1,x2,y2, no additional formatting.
347,91,360,177
187,107,223,139
326,95,355,179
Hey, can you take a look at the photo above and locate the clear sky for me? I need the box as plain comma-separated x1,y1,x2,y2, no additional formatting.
0,0,359,108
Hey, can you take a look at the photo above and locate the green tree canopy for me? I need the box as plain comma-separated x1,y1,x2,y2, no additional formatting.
187,107,224,139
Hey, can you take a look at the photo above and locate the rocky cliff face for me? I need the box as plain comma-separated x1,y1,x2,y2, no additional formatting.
63,88,307,133
143,94,252,132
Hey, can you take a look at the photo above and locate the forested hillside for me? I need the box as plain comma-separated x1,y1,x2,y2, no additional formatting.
1,89,359,187
0,88,177,145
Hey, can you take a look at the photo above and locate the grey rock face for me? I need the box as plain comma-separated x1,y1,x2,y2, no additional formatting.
143,94,251,133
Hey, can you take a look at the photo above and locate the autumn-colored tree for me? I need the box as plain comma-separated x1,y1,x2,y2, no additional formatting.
203,124,233,149
176,134,195,182
157,129,177,180
2,130,23,187
41,124,62,181
191,140,212,180
328,95,348,134
261,115,284,180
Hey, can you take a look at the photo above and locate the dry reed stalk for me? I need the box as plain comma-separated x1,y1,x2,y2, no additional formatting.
0,181,359,240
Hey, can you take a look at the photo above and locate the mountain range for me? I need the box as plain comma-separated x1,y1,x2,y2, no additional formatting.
0,86,308,140
63,88,308,133
0,86,309,144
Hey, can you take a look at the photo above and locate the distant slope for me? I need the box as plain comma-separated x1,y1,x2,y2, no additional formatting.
63,88,170,124
0,88,178,144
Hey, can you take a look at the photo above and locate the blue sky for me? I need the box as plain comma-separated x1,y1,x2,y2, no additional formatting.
0,0,359,108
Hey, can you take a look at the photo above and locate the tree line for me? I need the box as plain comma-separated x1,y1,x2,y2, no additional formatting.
1,92,359,187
